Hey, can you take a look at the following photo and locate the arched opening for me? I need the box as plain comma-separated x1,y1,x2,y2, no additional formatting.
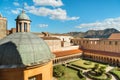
29,74,42,80
24,23,27,32
19,23,22,32
116,59,119,66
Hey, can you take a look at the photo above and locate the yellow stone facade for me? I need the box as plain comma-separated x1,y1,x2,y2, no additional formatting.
0,61,53,80
0,16,7,39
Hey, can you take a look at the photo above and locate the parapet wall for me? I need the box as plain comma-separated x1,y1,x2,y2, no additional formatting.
72,39,120,53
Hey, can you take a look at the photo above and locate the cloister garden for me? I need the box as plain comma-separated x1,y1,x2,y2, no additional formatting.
53,59,120,80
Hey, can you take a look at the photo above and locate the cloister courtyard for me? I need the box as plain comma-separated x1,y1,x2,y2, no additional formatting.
53,59,120,80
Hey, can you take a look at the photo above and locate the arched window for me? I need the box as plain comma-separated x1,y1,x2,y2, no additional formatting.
24,23,27,32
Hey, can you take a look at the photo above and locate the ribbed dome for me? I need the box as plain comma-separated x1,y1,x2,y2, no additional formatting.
0,33,54,68
16,11,30,20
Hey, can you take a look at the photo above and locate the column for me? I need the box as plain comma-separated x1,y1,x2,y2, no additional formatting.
27,23,30,32
17,22,19,32
22,22,24,32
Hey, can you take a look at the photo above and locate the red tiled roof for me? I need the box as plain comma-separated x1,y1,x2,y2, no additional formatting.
83,49,120,57
41,37,60,40
53,49,82,57
108,33,120,40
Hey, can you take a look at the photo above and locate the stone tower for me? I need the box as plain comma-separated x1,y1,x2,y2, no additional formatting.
15,10,31,32
0,13,7,39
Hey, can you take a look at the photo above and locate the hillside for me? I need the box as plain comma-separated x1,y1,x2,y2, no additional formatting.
67,28,120,38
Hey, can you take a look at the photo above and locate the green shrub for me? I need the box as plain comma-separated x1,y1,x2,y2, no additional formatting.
88,71,111,80
84,61,92,65
53,65,65,77
92,63,99,71
98,66,106,75
110,69,120,80
77,70,86,80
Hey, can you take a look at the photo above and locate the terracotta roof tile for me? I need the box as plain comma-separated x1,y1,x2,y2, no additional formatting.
53,49,82,57
109,33,120,40
41,37,60,40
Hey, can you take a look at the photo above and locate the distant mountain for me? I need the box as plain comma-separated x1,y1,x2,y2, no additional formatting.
67,28,120,38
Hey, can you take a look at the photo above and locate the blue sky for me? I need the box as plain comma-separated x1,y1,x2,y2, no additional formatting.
1,0,120,33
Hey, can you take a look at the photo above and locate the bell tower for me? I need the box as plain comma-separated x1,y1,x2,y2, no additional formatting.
15,10,31,32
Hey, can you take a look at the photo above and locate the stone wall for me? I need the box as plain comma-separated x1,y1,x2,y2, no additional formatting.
52,35,73,47
0,17,7,39
0,61,53,80
72,38,120,66
72,39,120,53
44,39,79,52
44,39,62,52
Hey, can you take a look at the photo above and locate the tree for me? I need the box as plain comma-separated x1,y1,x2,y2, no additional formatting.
92,64,99,71
53,65,65,77
99,66,106,75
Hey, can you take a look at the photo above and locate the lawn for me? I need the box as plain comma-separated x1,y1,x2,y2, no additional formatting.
69,59,106,69
110,68,120,79
57,65,80,80
54,59,107,80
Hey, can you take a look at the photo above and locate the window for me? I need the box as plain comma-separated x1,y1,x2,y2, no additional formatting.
29,77,36,80
115,41,118,45
29,74,42,80
109,41,112,45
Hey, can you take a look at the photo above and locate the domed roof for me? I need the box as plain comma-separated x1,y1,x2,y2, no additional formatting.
0,32,54,68
16,10,30,20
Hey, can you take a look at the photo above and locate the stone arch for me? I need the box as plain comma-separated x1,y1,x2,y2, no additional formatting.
109,58,112,65
116,59,119,66
99,57,102,62
106,57,109,62
95,56,98,61
103,57,107,63
96,56,99,61
98,56,101,61
112,59,116,65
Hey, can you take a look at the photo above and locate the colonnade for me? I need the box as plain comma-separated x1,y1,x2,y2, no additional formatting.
53,53,82,65
83,52,120,66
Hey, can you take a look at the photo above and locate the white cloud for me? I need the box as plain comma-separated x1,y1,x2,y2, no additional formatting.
24,3,79,21
76,17,120,31
33,0,63,7
11,8,22,14
13,2,20,6
11,9,20,14
38,24,48,28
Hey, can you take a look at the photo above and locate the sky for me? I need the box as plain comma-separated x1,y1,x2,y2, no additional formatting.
1,0,120,33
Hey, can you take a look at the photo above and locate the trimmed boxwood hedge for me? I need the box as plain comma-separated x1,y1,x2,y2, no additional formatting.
84,61,92,65
87,71,112,80
109,69,120,80
53,65,65,77
77,70,86,80
71,64,87,70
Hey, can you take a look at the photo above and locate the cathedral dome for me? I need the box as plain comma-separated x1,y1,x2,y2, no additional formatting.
16,10,30,20
0,32,54,68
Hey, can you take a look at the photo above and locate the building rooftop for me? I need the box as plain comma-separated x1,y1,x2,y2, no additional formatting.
16,10,30,20
41,37,60,40
108,33,120,40
53,49,82,57
0,32,54,68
